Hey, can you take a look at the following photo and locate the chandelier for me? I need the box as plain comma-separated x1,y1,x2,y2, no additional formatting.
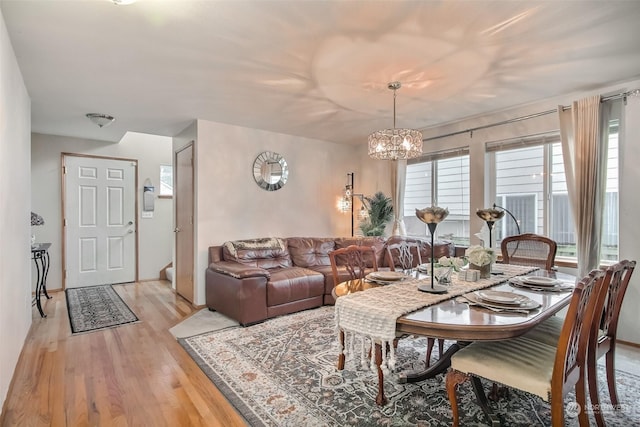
368,81,423,160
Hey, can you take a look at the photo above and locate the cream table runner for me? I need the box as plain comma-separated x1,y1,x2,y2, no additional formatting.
334,264,537,373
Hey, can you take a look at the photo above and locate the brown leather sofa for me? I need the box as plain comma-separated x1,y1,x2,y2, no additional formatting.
205,236,455,325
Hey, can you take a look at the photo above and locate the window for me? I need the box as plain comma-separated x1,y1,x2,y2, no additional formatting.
487,120,620,262
404,149,470,246
159,164,173,197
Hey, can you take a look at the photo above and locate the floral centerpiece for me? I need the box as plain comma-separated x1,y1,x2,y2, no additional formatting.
465,245,497,278
421,256,467,284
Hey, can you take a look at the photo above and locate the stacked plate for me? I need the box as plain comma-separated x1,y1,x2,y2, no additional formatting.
466,290,541,311
510,275,573,292
365,271,408,285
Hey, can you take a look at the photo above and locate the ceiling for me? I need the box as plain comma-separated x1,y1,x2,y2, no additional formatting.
3,0,640,145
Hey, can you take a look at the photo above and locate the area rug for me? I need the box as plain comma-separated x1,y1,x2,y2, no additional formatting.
65,284,140,334
169,309,239,339
180,306,640,427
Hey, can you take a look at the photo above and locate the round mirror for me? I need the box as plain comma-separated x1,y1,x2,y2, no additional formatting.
253,151,289,191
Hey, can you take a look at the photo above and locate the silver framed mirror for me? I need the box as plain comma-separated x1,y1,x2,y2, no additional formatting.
253,151,289,191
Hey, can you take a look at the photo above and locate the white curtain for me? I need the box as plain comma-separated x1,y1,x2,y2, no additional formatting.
558,95,608,277
390,160,407,236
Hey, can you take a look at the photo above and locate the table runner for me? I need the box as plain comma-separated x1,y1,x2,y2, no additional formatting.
334,264,537,373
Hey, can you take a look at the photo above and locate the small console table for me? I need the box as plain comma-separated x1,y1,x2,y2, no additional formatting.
31,242,52,317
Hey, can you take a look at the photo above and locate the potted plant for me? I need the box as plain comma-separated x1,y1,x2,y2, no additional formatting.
358,191,393,236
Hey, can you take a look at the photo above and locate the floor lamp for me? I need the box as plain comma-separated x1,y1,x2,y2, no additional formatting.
415,206,449,294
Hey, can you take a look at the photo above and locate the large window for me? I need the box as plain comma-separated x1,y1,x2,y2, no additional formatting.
404,149,470,246
488,120,619,262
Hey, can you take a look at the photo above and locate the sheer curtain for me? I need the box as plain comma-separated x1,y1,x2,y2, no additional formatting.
390,160,407,236
558,95,609,277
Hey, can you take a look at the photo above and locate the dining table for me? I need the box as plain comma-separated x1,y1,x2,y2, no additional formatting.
333,264,577,408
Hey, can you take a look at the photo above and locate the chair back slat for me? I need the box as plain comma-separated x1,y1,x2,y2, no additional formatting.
386,242,422,272
329,245,378,285
552,269,606,393
501,233,557,270
599,260,636,338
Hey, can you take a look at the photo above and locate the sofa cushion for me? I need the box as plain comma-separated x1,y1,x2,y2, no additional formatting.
334,237,386,267
287,237,335,268
266,267,325,306
222,237,292,269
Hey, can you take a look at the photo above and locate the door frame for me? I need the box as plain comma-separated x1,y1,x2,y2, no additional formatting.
61,152,139,289
174,142,195,304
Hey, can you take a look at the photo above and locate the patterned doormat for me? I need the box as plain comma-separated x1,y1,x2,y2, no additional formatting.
180,306,640,427
65,284,140,334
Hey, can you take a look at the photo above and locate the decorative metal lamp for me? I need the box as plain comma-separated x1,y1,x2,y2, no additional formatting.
476,207,505,249
368,82,423,161
337,173,368,236
415,206,449,294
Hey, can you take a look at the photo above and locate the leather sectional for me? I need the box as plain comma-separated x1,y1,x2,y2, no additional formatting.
205,236,456,325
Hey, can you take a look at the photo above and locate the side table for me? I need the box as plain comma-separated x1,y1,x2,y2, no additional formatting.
31,242,52,317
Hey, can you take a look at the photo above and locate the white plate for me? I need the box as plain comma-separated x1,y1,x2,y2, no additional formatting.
367,271,407,281
521,276,562,287
465,292,541,311
476,290,528,306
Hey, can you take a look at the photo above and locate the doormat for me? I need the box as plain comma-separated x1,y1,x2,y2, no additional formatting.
65,284,140,334
180,306,640,427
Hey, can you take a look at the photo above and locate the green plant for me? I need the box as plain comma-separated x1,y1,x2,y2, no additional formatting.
359,191,393,236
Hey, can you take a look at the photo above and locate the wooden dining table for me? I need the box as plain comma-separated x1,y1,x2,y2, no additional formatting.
337,268,577,407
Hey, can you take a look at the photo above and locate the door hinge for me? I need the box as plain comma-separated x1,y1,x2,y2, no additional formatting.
63,166,67,174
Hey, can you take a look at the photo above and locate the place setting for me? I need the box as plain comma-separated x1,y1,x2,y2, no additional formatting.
458,290,541,314
509,275,574,292
365,271,412,285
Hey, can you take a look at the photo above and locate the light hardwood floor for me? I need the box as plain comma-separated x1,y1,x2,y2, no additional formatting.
0,281,247,427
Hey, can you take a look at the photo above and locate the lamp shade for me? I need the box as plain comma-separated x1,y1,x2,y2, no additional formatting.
368,81,423,160
368,128,423,160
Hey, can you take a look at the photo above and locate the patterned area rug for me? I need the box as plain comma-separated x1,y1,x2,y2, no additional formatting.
180,306,640,427
65,284,140,334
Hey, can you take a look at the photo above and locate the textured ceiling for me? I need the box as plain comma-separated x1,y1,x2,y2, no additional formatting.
2,0,640,145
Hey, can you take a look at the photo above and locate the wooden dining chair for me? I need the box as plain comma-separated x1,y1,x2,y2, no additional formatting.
386,241,444,368
587,260,635,426
329,244,378,286
520,260,635,427
385,241,422,272
445,269,607,427
500,233,558,270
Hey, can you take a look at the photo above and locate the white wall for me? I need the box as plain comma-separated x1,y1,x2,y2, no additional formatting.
31,131,174,290
0,9,32,411
411,78,640,344
192,120,358,305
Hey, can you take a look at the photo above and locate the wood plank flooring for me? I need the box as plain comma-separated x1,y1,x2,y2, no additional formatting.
0,281,247,427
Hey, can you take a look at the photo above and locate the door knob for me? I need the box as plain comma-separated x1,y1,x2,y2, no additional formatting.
127,221,134,225
174,228,180,233
127,229,134,234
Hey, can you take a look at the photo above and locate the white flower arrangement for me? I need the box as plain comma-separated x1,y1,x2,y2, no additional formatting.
465,245,497,267
436,256,467,271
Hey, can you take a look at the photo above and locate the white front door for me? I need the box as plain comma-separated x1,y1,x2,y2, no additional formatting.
64,155,137,288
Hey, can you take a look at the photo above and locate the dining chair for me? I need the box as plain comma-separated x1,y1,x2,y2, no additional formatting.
521,260,635,427
329,244,378,286
445,268,607,427
385,241,422,273
386,241,444,368
500,233,558,270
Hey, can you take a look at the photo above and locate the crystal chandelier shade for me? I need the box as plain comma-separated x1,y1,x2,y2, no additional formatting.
367,81,423,160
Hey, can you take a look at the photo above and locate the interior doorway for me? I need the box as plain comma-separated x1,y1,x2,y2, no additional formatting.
175,143,195,303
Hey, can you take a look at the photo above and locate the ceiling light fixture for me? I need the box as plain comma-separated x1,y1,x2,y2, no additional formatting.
368,81,423,161
86,113,115,128
111,0,137,5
